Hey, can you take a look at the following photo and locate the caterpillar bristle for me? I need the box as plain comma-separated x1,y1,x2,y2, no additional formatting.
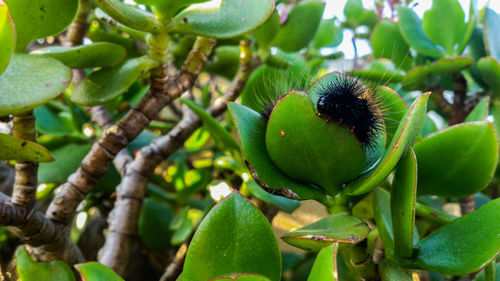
315,74,383,149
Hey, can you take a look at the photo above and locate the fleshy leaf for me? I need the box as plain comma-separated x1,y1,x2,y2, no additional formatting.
252,9,280,48
312,18,343,49
168,0,275,39
0,133,53,162
0,54,72,116
409,198,500,275
180,98,241,159
414,121,498,197
375,86,407,146
465,97,489,122
71,56,159,105
271,0,325,52
183,192,281,281
204,45,240,80
31,43,127,69
15,246,75,281
484,8,500,61
379,259,412,281
307,243,340,281
138,198,174,250
371,20,412,70
211,273,271,281
391,148,417,259
74,262,124,281
344,93,430,195
133,0,209,20
422,0,465,54
265,91,365,196
397,6,445,58
0,1,15,74
282,213,369,251
5,0,78,52
228,102,326,200
374,188,394,257
477,56,500,95
245,180,300,213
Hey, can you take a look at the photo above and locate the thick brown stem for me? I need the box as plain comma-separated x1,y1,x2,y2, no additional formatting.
98,40,253,275
11,112,38,210
31,37,215,264
64,0,90,47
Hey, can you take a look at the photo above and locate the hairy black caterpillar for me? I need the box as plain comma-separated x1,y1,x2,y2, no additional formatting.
315,74,382,149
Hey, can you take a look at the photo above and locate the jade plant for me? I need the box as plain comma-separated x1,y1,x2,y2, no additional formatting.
0,0,500,280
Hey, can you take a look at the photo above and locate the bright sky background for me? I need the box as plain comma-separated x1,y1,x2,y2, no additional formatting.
325,0,500,59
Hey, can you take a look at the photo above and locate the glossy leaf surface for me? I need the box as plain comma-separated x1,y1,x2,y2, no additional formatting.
376,86,407,146
306,243,339,281
71,56,159,105
422,0,465,54
282,213,369,251
414,121,498,197
0,133,53,162
5,0,78,52
183,192,281,281
0,54,71,116
477,57,500,95
266,91,365,195
484,8,500,61
271,0,325,52
32,43,127,69
344,93,430,195
252,9,280,48
379,259,411,281
16,246,75,281
228,102,326,200
466,97,489,122
0,1,15,74
391,148,417,259
212,273,271,281
168,0,274,39
397,6,445,58
75,262,124,281
374,188,394,257
138,198,174,250
371,20,411,70
410,198,500,275
312,18,343,49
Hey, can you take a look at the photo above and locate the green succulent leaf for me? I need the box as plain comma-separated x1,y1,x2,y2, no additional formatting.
240,51,309,113
477,56,500,95
312,18,343,49
473,262,500,281
378,259,412,281
397,6,445,58
183,192,281,281
344,93,430,196
422,0,465,54
391,148,417,259
228,102,326,200
245,180,300,213
139,198,174,250
0,1,15,75
204,45,240,80
271,0,325,52
307,243,340,281
74,262,124,281
376,86,407,146
31,43,127,69
0,133,53,162
402,57,473,91
466,97,489,122
133,0,209,21
181,98,241,160
484,8,500,61
15,246,75,281
168,0,275,39
5,0,78,52
456,0,476,55
211,273,271,281
414,121,498,197
38,143,91,184
266,91,365,196
253,9,280,48
371,20,412,70
0,54,72,116
410,198,500,275
71,56,160,106
374,188,394,257
282,213,369,251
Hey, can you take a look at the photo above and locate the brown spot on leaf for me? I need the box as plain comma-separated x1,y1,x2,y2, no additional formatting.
45,82,53,87
280,129,285,137
349,235,357,242
60,78,67,83
402,211,405,217
430,212,438,217
21,141,27,147
183,17,188,23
